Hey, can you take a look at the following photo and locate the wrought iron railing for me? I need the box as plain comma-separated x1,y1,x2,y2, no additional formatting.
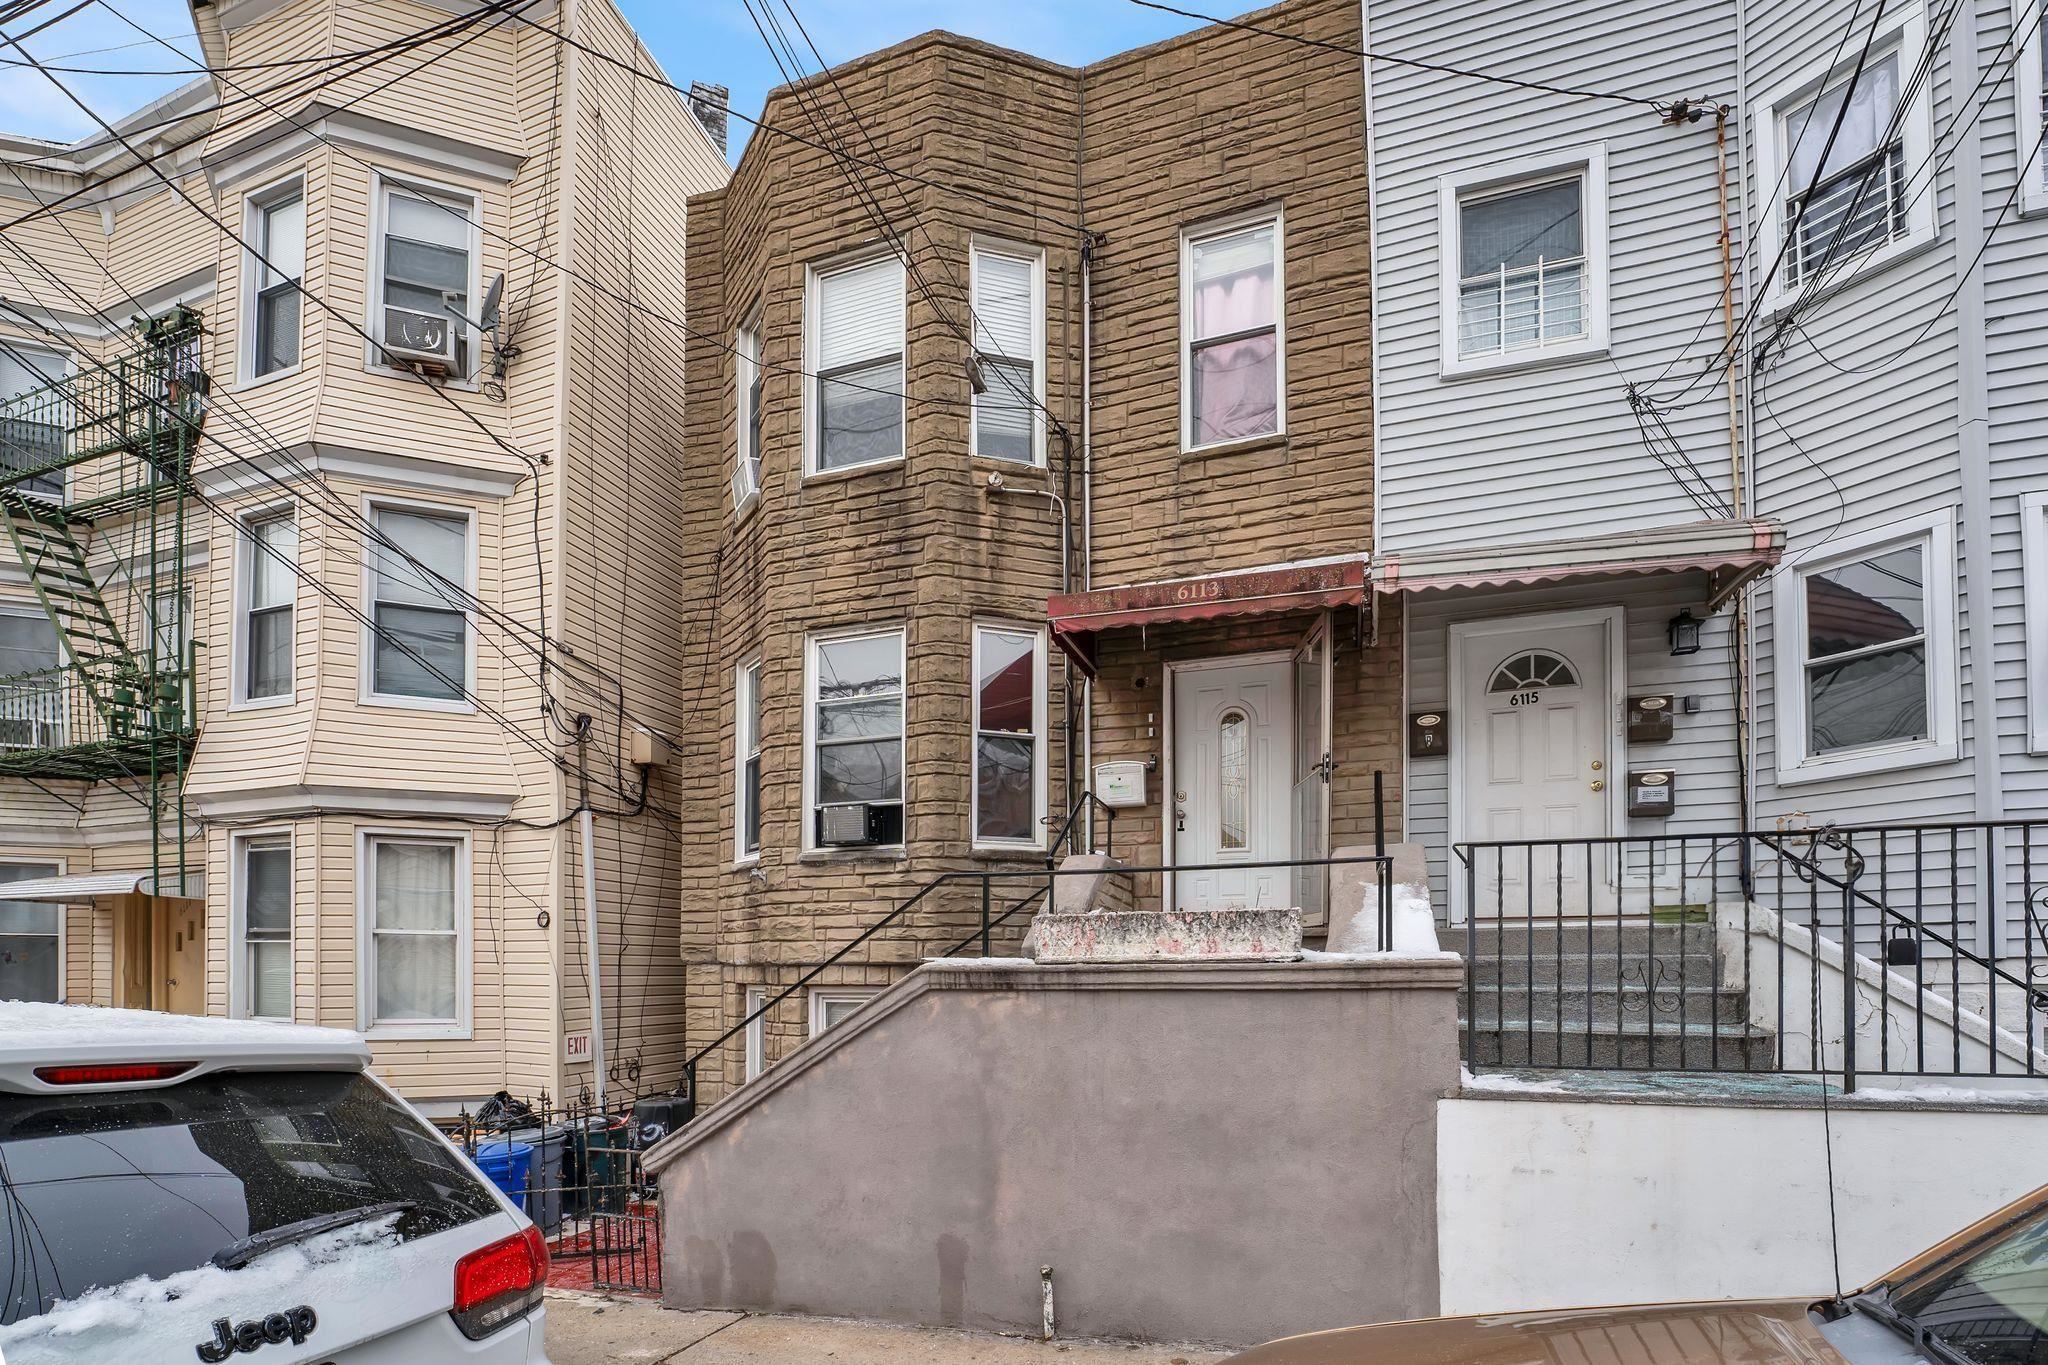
1456,823,2048,1090
0,659,193,757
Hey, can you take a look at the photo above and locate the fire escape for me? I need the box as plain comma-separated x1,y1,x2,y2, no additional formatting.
0,310,204,886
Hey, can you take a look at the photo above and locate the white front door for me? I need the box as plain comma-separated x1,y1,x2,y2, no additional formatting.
1455,615,1615,918
1173,657,1293,911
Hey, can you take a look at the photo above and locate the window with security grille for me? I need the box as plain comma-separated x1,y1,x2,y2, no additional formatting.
1781,53,1909,287
1457,177,1586,359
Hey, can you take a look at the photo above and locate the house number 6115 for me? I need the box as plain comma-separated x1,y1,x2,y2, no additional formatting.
1509,690,1541,706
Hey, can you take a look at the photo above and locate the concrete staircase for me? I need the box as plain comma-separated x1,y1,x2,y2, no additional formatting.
1460,919,1778,1071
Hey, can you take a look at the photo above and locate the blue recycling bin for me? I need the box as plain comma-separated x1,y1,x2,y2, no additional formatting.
474,1138,535,1206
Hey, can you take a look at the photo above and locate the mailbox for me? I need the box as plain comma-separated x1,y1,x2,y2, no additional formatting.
1409,709,1449,758
1629,694,1675,743
1094,760,1148,808
1627,769,1676,818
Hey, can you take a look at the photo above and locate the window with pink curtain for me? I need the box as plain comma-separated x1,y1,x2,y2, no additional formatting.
1186,220,1279,447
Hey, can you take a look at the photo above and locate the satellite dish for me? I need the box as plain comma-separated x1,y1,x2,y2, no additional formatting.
479,273,505,331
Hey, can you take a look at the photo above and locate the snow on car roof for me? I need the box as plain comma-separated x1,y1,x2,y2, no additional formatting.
0,1003,370,1082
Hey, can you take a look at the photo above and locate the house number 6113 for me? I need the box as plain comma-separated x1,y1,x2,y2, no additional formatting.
1509,690,1541,706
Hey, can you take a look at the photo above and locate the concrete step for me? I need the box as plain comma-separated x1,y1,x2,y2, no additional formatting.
1462,1021,1779,1071
1462,984,1750,1028
1466,950,1722,989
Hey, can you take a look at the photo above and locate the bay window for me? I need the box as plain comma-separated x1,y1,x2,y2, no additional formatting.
237,835,292,1020
239,508,296,704
807,254,904,474
374,179,476,377
1182,213,1283,449
971,624,1045,847
362,833,465,1035
805,627,905,849
970,244,1043,464
367,503,470,704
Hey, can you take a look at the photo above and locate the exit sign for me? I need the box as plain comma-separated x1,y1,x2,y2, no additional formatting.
564,1030,592,1064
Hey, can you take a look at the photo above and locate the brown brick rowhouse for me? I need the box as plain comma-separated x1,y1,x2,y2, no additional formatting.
677,0,1395,1101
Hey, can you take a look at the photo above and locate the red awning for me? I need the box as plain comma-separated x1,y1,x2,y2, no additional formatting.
1047,559,1367,676
1372,518,1783,609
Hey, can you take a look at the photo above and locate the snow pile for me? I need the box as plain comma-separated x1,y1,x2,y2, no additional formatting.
1456,1067,1572,1095
0,1001,364,1051
922,957,1037,969
1326,885,1442,955
0,1214,409,1363
1301,948,1462,963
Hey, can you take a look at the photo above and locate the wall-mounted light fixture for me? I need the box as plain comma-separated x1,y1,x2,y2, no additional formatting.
1667,609,1703,657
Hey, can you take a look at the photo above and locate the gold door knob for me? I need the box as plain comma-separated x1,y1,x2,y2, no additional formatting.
1590,760,1604,771
1590,779,1606,792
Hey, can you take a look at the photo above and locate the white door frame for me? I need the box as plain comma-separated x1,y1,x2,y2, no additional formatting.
1162,648,1296,911
1446,605,1626,922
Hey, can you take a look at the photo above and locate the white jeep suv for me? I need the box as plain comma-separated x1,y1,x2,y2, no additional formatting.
0,1003,550,1363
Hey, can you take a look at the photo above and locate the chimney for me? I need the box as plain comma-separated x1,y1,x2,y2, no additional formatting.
689,82,730,157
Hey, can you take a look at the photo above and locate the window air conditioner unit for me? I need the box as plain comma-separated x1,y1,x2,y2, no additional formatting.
818,802,887,847
382,306,457,373
730,458,760,509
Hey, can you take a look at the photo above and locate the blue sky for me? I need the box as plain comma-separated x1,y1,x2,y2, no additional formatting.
0,2,1201,156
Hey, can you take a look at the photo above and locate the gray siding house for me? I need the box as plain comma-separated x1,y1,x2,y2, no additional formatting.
1366,0,2048,1039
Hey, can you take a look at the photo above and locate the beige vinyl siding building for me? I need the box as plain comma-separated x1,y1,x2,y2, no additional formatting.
0,0,726,1111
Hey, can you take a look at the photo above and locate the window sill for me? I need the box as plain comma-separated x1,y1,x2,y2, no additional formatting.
1180,431,1288,464
1440,337,1606,381
228,694,296,714
358,693,477,715
804,455,905,486
364,361,482,395
969,843,1048,861
971,454,1050,479
1774,737,1958,788
230,364,302,394
799,846,908,864
365,1022,472,1042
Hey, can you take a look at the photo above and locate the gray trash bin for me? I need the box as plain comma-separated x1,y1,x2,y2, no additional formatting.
507,1124,570,1234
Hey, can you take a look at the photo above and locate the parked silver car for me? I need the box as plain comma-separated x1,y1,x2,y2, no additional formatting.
0,1003,551,1363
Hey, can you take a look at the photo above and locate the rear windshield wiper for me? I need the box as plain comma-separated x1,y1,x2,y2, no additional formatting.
211,1200,417,1270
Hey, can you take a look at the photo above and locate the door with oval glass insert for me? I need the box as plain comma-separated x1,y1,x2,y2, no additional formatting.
1173,658,1292,911
1456,618,1614,918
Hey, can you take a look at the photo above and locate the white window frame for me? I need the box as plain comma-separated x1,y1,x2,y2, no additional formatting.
734,316,763,514
2019,12,2048,216
1180,206,1287,453
355,827,472,1041
0,341,72,504
744,985,766,1081
802,248,907,478
364,169,484,386
2022,492,2048,752
232,502,296,710
968,237,1047,468
358,493,477,712
229,828,293,1021
1772,509,1959,784
1437,146,1611,378
970,621,1047,851
735,654,763,865
239,173,305,387
801,624,907,855
808,987,879,1036
1749,4,1936,315
0,855,63,1004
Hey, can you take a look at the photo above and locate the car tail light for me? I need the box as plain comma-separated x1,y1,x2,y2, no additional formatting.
451,1225,548,1339
33,1061,196,1086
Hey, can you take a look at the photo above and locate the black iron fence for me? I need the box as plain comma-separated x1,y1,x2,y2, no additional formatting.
1455,822,2048,1090
452,1091,662,1294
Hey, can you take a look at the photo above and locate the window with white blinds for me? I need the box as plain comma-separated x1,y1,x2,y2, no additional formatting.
237,836,291,1020
363,834,466,1035
970,246,1041,464
809,255,904,473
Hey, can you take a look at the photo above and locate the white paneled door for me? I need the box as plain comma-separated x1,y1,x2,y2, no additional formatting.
1456,615,1616,918
1173,657,1293,912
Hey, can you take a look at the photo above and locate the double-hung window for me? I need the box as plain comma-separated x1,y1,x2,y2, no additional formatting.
2019,14,2048,213
970,244,1043,464
247,181,304,380
1182,214,1283,449
809,988,877,1035
1781,54,1909,287
367,503,470,704
1775,513,1957,781
736,657,763,861
807,255,904,474
0,610,61,750
363,833,464,1034
1441,149,1608,372
240,508,297,704
0,343,69,500
0,860,60,1003
237,836,292,1020
375,180,474,376
805,628,905,849
744,986,767,1080
971,624,1045,847
2023,493,2048,752
734,320,763,508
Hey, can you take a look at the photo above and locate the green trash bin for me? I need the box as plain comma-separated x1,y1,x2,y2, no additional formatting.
579,1115,633,1216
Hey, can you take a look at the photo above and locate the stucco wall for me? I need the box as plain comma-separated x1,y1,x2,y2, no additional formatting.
648,957,1462,1347
1439,1088,2048,1314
